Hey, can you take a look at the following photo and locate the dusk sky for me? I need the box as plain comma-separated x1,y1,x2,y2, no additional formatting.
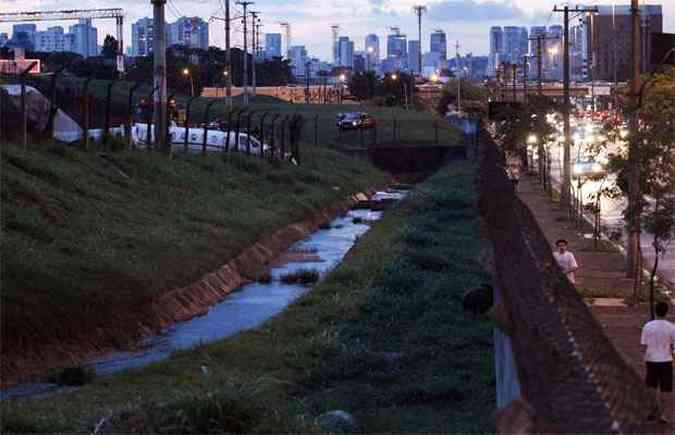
1,0,673,60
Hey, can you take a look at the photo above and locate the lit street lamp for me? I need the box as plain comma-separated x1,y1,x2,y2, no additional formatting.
183,68,195,97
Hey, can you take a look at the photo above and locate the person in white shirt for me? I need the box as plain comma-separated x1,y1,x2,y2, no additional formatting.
552,239,579,284
642,301,675,423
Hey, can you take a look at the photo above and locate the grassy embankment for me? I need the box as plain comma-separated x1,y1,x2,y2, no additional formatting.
44,78,459,148
2,162,495,434
1,143,388,363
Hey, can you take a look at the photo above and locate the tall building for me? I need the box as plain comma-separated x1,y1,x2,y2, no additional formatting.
502,26,528,65
547,25,563,80
167,17,209,50
132,17,154,56
408,40,421,73
430,30,447,63
387,32,407,70
69,19,98,57
288,45,307,77
35,26,70,52
488,26,503,76
365,34,380,69
528,26,547,78
338,36,354,68
265,33,282,59
586,4,663,82
12,24,37,48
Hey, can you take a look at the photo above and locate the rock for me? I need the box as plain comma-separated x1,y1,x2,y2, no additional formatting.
463,285,494,317
316,410,359,434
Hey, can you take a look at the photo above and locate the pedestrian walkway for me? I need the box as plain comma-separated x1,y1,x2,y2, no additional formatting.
518,174,654,383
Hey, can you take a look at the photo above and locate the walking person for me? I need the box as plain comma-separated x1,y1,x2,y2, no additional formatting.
552,239,579,284
506,153,522,192
641,301,675,423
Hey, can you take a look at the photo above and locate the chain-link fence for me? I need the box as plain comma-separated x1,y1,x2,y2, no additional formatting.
0,75,306,165
479,131,661,433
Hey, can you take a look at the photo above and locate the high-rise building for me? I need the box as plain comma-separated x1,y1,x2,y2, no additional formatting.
167,17,209,50
365,34,380,69
265,33,282,59
338,36,354,68
408,40,421,73
35,26,68,52
430,30,447,63
547,25,563,80
69,19,98,57
528,26,547,78
387,32,407,70
289,45,308,77
502,26,528,65
132,17,154,56
586,4,663,82
488,26,503,76
12,24,37,48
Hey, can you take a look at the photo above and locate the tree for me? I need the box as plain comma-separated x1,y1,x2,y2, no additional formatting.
436,79,487,116
101,35,118,59
604,68,675,302
347,72,378,101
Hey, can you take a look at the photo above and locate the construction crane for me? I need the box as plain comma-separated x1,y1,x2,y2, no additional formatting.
331,24,340,65
0,8,125,69
278,21,291,58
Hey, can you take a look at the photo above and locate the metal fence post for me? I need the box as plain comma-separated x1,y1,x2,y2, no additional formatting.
269,114,279,161
104,79,117,146
314,114,319,147
225,108,234,152
166,92,175,151
128,82,143,149
45,63,70,138
259,112,269,159
202,100,218,155
280,116,287,159
434,120,439,145
0,88,5,146
246,111,256,155
82,78,93,150
392,115,397,144
146,86,159,149
184,96,199,153
235,109,246,152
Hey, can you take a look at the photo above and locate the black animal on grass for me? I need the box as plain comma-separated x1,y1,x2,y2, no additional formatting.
463,285,493,317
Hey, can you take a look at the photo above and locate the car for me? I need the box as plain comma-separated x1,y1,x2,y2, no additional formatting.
573,156,606,179
337,112,377,130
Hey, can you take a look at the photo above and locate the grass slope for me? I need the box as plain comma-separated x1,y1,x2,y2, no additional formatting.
1,144,388,353
2,161,495,434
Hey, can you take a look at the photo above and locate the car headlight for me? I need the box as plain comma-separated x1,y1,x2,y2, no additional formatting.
353,121,358,126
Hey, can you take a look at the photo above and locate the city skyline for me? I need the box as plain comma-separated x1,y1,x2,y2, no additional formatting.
0,0,673,62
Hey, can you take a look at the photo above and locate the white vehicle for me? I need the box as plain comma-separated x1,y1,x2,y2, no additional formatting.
132,123,270,156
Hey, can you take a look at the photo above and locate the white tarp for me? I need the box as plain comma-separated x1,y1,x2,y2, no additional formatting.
1,84,83,142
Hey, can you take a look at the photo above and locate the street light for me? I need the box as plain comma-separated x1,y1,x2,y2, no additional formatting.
339,73,347,104
183,68,195,97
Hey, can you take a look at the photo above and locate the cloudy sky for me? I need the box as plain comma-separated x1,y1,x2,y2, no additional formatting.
1,0,673,60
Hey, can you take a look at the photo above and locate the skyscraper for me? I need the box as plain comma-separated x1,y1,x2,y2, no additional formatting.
338,36,354,68
265,33,282,59
430,30,447,63
365,34,380,69
528,26,547,78
69,19,98,57
387,32,407,70
167,17,209,50
408,40,420,73
12,24,37,48
288,45,308,77
547,25,563,80
132,17,154,56
488,26,503,76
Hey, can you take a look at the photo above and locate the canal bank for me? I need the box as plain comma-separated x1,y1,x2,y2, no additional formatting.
2,161,495,434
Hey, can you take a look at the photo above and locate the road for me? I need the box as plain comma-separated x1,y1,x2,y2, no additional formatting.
545,135,675,292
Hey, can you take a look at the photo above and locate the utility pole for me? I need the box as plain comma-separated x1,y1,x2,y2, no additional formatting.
522,55,528,101
627,0,642,280
250,10,259,99
511,63,517,102
553,4,597,208
225,0,232,108
152,0,167,150
456,40,462,112
237,1,254,105
412,5,426,76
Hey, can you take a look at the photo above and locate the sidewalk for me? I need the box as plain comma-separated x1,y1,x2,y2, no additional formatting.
517,174,652,381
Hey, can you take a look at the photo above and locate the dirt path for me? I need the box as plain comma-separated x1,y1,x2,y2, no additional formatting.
517,174,653,384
